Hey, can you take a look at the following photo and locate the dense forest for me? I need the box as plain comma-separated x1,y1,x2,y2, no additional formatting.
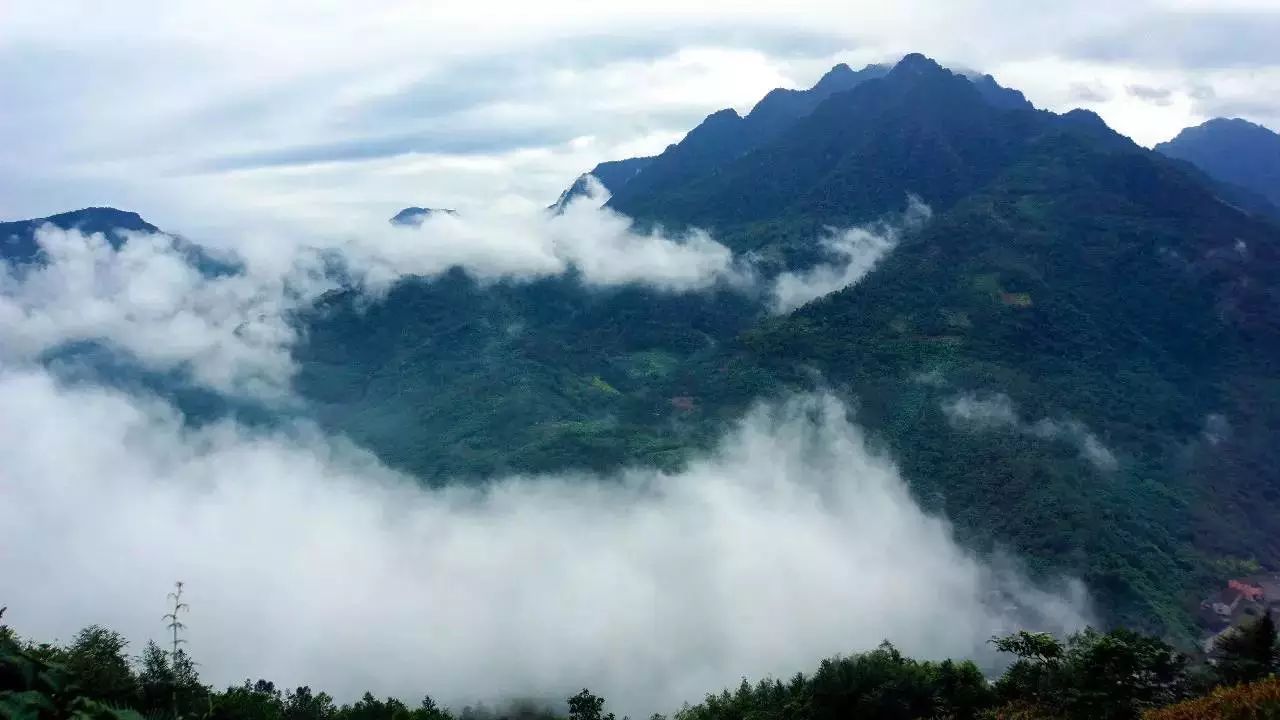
5,595,1280,720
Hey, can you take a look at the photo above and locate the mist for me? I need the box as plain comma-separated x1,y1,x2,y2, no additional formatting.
2,189,936,398
0,365,1090,715
3,191,1094,715
770,196,931,313
943,392,1119,471
0,188,746,395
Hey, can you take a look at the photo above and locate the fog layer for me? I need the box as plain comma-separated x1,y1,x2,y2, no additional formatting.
1,368,1089,714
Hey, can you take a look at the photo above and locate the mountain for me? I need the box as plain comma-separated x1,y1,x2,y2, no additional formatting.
603,55,1052,230
600,63,892,215
744,128,1280,633
551,156,657,211
293,53,1280,640
964,71,1035,111
15,54,1280,643
556,57,1031,229
0,207,157,263
389,206,458,227
1156,118,1280,209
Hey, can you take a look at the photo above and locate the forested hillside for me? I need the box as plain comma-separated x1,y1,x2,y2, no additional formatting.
285,54,1280,640
8,53,1280,646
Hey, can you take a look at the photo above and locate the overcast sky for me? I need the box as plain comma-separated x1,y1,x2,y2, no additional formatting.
3,0,1278,232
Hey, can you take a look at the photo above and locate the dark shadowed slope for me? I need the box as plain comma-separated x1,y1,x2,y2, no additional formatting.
1156,118,1280,208
605,54,1049,228
551,156,657,211
0,207,158,263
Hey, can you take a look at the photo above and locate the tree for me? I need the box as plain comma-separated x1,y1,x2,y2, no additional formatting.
64,625,138,707
1214,610,1278,686
283,686,337,720
568,689,613,720
138,640,177,714
992,628,1187,720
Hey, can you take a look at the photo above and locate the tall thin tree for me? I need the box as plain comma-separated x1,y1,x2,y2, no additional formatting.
163,581,189,661
162,581,190,717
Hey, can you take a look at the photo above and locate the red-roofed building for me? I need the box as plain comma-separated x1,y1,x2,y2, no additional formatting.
1230,579,1265,602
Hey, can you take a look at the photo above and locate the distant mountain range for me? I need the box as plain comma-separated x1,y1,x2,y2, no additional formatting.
7,53,1280,644
0,207,156,264
1156,117,1280,210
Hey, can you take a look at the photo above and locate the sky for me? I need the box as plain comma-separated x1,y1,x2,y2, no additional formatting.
2,0,1279,233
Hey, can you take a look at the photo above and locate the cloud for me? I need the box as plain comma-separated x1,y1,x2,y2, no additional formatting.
0,367,1090,716
1203,413,1231,446
943,393,1119,471
0,192,747,395
339,180,748,293
1126,84,1175,106
0,226,316,396
1069,11,1280,70
1067,81,1112,103
770,197,930,313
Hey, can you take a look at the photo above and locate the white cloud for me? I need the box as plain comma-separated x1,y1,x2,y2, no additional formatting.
771,197,930,313
0,367,1090,715
0,227,314,396
943,393,1119,471
336,180,748,293
0,194,746,395
1203,413,1231,446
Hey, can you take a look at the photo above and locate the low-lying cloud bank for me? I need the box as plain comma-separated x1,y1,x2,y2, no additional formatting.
1,189,930,398
771,196,931,313
0,227,311,395
0,366,1090,715
0,187,747,395
349,179,750,293
943,392,1119,471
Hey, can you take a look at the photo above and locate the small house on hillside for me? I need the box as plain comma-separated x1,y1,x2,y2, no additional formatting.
1229,579,1265,602
1208,588,1244,619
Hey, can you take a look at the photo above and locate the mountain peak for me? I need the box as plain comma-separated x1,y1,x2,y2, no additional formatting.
389,206,457,227
704,107,743,124
890,52,946,76
42,207,157,235
811,63,854,91
1156,116,1280,208
1202,116,1270,132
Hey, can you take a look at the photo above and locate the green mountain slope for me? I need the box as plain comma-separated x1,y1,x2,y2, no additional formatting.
290,55,1280,639
743,129,1280,635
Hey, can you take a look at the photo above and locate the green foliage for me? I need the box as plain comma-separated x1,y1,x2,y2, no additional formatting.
62,627,137,710
13,609,1280,720
566,690,612,720
0,618,144,720
991,628,1188,719
1214,612,1279,686
673,642,993,720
